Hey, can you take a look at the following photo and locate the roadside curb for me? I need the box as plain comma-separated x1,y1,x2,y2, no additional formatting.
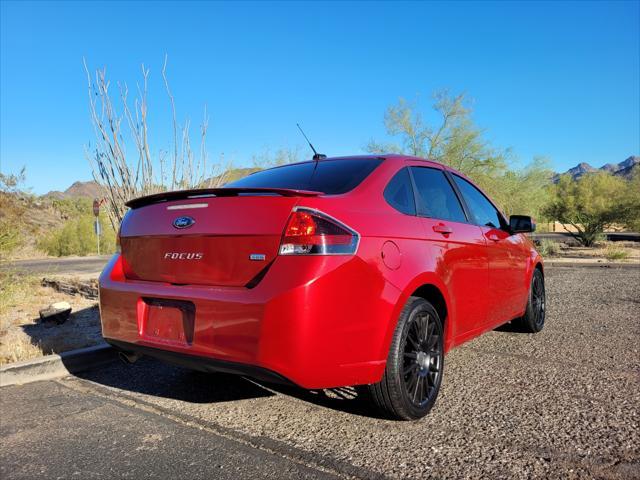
544,262,640,268
0,344,116,387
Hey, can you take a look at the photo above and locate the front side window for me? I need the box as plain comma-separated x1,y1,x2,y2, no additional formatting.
410,167,467,223
452,174,504,228
384,167,416,215
227,158,383,195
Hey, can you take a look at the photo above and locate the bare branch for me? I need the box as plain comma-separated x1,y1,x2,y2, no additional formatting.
84,57,214,228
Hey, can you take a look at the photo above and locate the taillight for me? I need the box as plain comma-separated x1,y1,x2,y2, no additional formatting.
279,208,359,255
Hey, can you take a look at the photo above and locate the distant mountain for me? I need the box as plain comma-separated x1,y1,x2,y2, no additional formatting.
45,180,104,199
553,156,639,182
202,167,260,187
43,168,260,200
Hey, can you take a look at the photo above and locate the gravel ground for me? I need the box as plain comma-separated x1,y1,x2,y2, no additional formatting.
6,266,640,479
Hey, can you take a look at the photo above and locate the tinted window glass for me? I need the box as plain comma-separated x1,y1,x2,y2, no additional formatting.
410,167,466,223
227,158,382,195
452,174,503,228
384,168,416,215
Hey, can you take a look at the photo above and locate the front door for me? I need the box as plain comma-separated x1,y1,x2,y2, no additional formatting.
450,173,528,327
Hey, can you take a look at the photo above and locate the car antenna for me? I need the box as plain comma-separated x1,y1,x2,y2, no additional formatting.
297,123,327,161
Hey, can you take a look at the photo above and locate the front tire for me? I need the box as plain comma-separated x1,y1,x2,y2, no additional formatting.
513,268,546,333
369,297,444,420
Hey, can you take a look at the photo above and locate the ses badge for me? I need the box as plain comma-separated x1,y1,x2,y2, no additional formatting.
173,216,195,229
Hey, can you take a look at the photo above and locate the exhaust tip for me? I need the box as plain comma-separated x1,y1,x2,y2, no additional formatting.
118,351,140,365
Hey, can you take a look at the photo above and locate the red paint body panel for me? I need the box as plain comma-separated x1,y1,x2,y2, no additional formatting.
99,155,542,389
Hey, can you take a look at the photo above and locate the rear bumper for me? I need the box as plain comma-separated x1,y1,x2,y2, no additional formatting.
99,252,399,389
106,339,294,385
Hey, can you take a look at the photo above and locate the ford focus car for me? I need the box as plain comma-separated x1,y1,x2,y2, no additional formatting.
99,155,545,420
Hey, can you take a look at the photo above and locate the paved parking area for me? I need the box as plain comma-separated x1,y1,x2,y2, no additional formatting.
2,266,639,479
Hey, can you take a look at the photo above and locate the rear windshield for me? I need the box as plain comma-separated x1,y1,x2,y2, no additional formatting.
226,158,383,195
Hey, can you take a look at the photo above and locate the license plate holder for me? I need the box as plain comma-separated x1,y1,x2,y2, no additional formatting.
141,298,195,346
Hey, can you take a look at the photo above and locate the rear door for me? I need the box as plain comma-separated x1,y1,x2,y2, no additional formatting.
409,165,489,340
450,173,529,325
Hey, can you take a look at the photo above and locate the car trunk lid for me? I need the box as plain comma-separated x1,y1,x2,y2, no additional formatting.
119,189,321,287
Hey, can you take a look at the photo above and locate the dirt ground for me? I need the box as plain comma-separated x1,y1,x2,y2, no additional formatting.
0,274,102,365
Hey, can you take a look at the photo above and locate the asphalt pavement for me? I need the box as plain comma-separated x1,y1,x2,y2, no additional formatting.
2,255,111,276
0,381,337,480
2,266,639,479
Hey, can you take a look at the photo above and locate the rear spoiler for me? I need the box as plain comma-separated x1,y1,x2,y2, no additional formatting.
125,187,324,209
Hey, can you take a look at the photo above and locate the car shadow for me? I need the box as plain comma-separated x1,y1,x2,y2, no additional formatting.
493,319,536,333
73,354,386,418
74,357,276,403
262,382,386,419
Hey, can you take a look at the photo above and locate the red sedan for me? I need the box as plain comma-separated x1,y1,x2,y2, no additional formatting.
99,155,545,420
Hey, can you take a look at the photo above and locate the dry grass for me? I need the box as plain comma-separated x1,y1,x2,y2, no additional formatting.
604,243,631,261
536,239,561,257
0,270,102,366
542,241,640,264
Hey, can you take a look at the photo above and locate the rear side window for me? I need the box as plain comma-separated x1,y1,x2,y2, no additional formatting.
410,167,467,223
227,158,383,195
384,168,416,215
452,174,504,228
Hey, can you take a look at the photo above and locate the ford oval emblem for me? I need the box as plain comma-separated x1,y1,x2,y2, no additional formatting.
173,216,195,229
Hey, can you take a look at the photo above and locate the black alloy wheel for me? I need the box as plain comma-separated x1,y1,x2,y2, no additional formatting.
369,297,444,420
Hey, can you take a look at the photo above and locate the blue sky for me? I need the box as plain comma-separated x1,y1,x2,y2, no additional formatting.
1,1,639,194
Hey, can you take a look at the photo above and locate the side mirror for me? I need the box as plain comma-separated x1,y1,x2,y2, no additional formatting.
509,215,536,233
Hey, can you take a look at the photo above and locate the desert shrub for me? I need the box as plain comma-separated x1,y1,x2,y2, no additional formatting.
50,197,93,219
592,233,608,247
0,219,22,260
38,214,116,257
537,239,560,257
604,244,630,261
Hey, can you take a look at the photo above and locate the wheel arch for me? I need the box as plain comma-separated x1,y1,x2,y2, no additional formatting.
411,284,448,334
379,274,454,360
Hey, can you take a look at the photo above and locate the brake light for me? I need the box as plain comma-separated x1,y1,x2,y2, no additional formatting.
279,208,359,255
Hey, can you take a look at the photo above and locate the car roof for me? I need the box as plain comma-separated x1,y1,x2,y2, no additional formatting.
243,153,455,178
280,153,444,168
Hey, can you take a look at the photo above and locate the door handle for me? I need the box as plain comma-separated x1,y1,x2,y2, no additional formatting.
432,224,452,235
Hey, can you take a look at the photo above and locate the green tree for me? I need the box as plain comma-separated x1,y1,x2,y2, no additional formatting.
366,91,552,217
622,169,640,232
488,157,553,218
366,92,508,179
544,172,637,246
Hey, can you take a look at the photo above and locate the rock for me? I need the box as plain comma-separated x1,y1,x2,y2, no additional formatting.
41,278,99,300
39,301,72,324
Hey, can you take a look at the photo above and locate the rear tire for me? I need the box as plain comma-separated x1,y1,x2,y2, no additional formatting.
513,268,546,333
369,296,444,420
